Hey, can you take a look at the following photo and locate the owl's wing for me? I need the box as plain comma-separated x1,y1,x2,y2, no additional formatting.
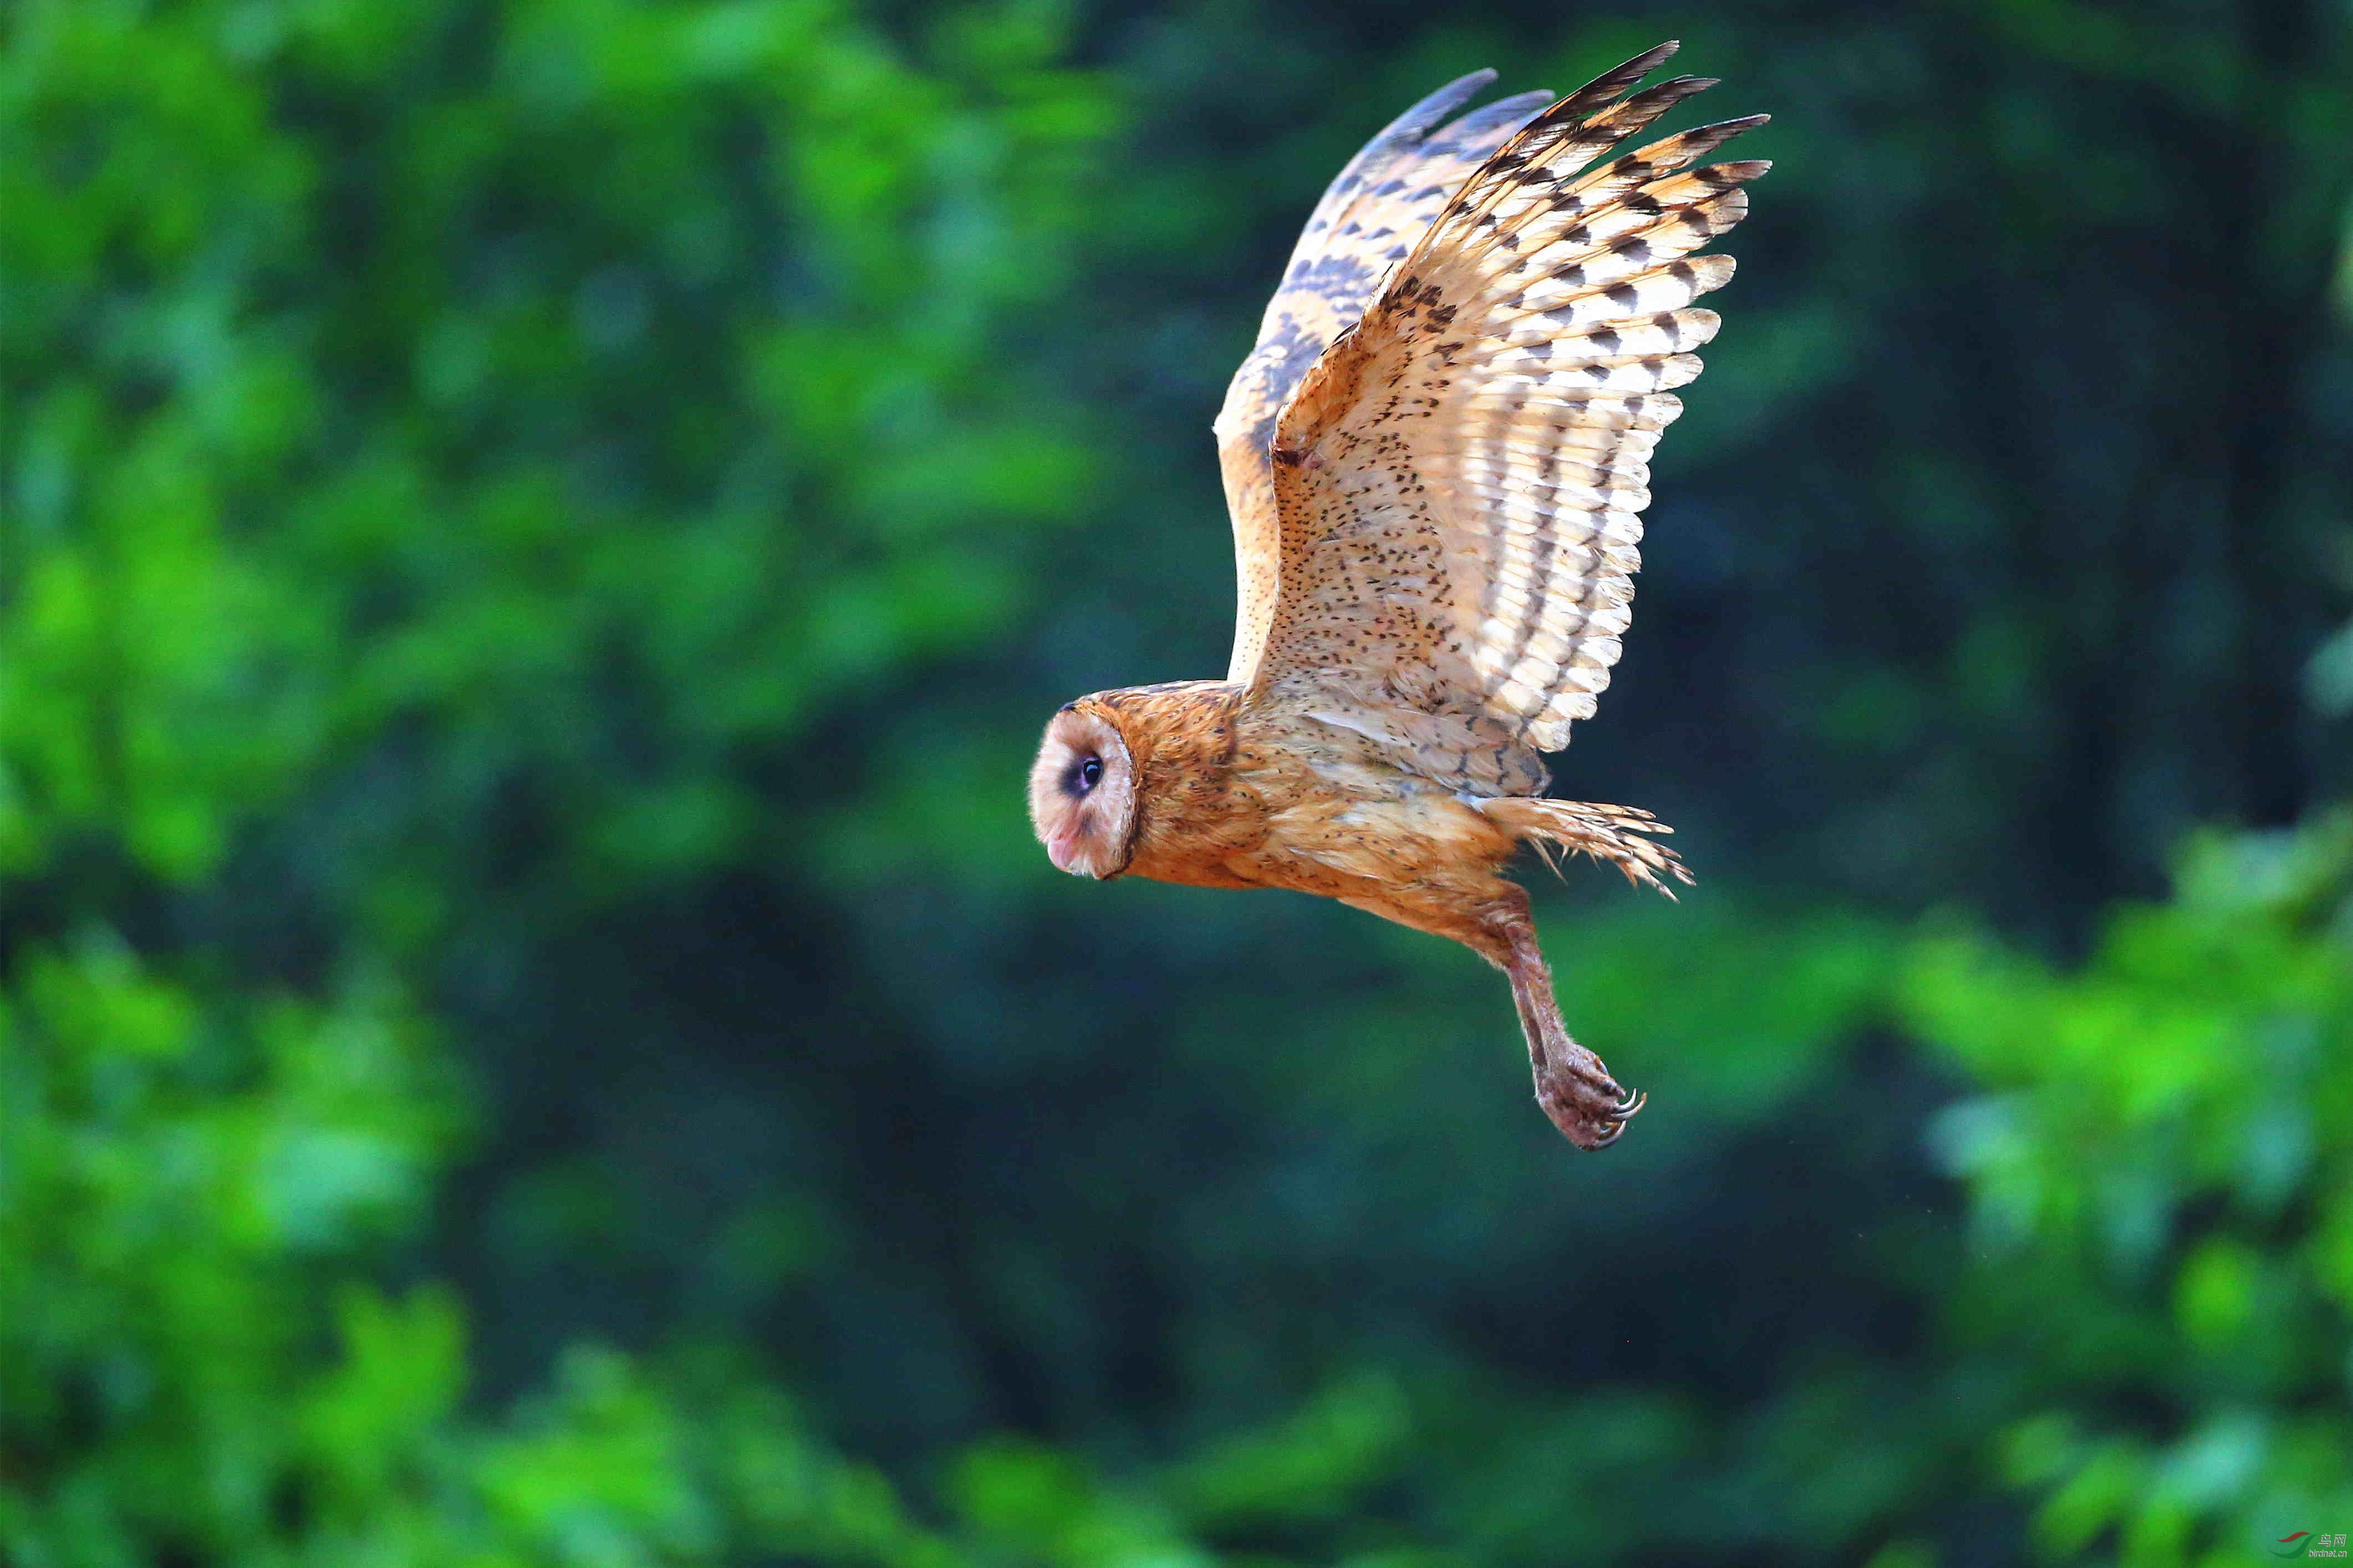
1215,69,1562,682
1234,45,1765,795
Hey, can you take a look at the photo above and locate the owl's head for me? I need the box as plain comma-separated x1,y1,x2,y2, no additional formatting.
1028,701,1140,879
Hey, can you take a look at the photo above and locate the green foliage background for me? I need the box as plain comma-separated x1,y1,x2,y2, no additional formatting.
5,1,2352,1563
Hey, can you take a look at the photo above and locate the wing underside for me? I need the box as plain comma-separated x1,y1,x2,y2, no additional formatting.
1240,44,1766,792
1215,71,1555,685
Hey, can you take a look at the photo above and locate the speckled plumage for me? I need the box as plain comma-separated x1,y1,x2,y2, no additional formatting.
1030,44,1764,1150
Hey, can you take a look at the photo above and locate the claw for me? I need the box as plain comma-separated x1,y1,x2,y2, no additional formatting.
1533,1071,1644,1150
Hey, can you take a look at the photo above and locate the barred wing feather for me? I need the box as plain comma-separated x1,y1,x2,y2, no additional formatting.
1215,68,1561,683
1239,45,1765,792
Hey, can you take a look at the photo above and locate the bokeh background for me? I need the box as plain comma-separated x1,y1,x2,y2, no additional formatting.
7,1,2353,1564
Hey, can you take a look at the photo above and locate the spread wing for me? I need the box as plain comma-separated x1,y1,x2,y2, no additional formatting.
1236,45,1766,795
1214,68,1564,682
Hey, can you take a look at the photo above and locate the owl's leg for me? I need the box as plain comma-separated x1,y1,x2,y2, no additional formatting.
1484,893,1644,1151
1339,880,1642,1150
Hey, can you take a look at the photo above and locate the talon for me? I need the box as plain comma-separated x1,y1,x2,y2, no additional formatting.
1532,1069,1644,1151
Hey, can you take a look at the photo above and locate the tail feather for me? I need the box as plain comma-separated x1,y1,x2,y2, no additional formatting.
1478,797,1693,899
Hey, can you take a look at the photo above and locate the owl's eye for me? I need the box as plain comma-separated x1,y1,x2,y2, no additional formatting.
1063,754,1104,798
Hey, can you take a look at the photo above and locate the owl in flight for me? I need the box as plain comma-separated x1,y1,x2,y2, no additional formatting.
1028,43,1765,1148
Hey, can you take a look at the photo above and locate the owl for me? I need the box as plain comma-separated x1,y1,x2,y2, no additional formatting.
1029,43,1765,1149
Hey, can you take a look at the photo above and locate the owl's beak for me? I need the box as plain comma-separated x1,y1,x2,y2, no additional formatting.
1044,820,1096,877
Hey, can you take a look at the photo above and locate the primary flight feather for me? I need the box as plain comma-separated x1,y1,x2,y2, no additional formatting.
1029,43,1765,1148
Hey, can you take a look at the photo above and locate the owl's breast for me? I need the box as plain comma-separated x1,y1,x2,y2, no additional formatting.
1150,707,1515,900
1103,682,1515,900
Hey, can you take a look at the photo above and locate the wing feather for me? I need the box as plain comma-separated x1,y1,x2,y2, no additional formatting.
1236,47,1765,790
1214,55,1687,686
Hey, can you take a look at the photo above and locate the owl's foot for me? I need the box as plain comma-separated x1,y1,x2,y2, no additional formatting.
1534,1051,1646,1150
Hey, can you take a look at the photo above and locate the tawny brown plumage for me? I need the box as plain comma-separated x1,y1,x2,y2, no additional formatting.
1028,43,1765,1150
